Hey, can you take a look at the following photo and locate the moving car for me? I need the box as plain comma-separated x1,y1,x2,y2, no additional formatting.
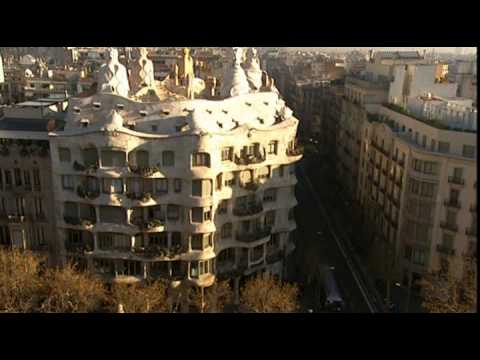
319,265,345,312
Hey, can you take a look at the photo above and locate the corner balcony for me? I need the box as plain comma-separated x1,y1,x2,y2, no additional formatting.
286,145,304,157
440,221,458,233
436,245,455,256
233,202,263,217
448,177,465,186
235,226,272,244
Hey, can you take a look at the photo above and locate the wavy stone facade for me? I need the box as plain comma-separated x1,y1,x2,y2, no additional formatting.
49,89,303,291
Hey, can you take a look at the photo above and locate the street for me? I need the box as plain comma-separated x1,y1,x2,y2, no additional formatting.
288,157,380,313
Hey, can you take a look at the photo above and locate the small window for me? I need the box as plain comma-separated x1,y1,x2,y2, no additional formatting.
162,151,175,167
221,147,233,162
438,141,450,154
33,169,41,190
218,200,228,215
263,188,277,202
151,125,158,132
62,175,74,190
191,208,203,223
174,179,182,193
191,234,204,250
4,170,12,187
154,179,168,194
58,148,71,162
192,152,210,167
268,141,278,155
462,145,475,159
14,169,22,187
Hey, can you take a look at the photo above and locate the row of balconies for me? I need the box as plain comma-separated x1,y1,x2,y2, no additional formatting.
66,229,274,259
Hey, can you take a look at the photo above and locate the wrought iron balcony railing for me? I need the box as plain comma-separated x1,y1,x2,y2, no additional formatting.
233,202,263,217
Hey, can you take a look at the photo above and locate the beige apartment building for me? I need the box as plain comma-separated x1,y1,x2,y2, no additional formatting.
337,72,477,287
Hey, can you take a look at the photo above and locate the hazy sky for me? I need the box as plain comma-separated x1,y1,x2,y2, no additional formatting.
287,47,477,54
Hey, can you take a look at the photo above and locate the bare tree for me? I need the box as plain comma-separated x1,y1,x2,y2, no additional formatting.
110,280,169,313
420,255,477,313
240,273,299,313
39,263,107,313
0,249,44,313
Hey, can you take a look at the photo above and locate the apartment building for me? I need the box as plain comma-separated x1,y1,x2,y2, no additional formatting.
0,103,61,264
334,53,477,287
42,48,302,302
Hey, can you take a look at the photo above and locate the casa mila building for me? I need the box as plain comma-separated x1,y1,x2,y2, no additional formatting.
47,47,303,295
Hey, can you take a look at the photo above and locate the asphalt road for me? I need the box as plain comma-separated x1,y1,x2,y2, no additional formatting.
288,159,375,313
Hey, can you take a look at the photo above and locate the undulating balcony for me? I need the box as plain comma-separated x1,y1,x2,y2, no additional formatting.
233,202,264,217
436,244,455,256
128,164,161,177
234,152,266,166
132,218,165,231
236,226,272,243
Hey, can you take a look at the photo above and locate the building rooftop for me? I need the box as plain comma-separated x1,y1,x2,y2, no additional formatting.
374,51,423,60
